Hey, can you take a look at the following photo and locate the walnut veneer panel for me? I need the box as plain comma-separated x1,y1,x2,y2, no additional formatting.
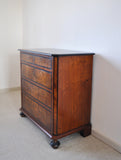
21,53,52,69
21,53,34,63
21,63,52,89
34,56,52,69
22,79,52,109
23,94,52,133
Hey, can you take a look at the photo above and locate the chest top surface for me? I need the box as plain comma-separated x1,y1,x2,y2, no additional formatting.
19,48,95,56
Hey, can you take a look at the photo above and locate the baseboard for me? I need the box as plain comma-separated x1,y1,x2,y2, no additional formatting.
0,87,21,93
92,130,121,153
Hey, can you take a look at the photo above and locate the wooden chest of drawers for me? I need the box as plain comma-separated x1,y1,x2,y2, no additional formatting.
19,49,95,149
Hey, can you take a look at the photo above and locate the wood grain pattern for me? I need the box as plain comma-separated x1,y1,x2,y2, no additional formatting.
23,94,52,133
34,56,52,69
20,50,94,147
21,53,52,69
22,79,52,109
21,63,52,89
21,53,33,63
53,56,58,135
57,55,93,134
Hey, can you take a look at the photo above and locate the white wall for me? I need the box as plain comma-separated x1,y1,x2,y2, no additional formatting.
23,0,121,147
0,0,23,89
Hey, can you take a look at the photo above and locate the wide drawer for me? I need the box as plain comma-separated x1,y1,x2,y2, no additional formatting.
23,94,52,132
22,79,52,109
21,53,52,69
21,63,52,89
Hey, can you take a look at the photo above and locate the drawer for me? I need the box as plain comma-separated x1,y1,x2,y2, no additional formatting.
23,94,52,132
34,56,52,69
21,64,52,89
22,79,52,108
21,53,52,69
21,53,33,63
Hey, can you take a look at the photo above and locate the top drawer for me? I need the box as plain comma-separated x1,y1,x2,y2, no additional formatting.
21,53,52,69
21,53,33,63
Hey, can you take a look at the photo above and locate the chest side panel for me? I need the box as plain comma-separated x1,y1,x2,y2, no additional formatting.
58,55,93,134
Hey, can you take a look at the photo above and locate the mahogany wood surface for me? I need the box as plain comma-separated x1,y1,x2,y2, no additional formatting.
20,49,94,148
58,55,93,134
53,56,58,135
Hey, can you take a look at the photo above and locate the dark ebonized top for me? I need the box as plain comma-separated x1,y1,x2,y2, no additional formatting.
19,48,95,56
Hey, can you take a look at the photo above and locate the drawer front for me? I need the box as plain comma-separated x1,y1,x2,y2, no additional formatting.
21,53,52,69
22,79,52,109
21,64,34,80
34,56,52,69
21,53,33,63
23,94,52,132
21,63,52,89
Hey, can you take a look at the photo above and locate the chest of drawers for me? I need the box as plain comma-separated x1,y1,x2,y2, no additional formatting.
19,49,95,149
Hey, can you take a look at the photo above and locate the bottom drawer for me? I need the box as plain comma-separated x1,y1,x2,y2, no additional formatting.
22,94,52,133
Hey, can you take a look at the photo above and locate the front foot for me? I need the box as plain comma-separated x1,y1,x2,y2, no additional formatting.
80,125,91,137
50,140,60,149
20,112,26,117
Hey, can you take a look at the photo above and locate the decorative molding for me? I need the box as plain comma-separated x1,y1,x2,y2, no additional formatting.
92,130,121,154
0,87,20,93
